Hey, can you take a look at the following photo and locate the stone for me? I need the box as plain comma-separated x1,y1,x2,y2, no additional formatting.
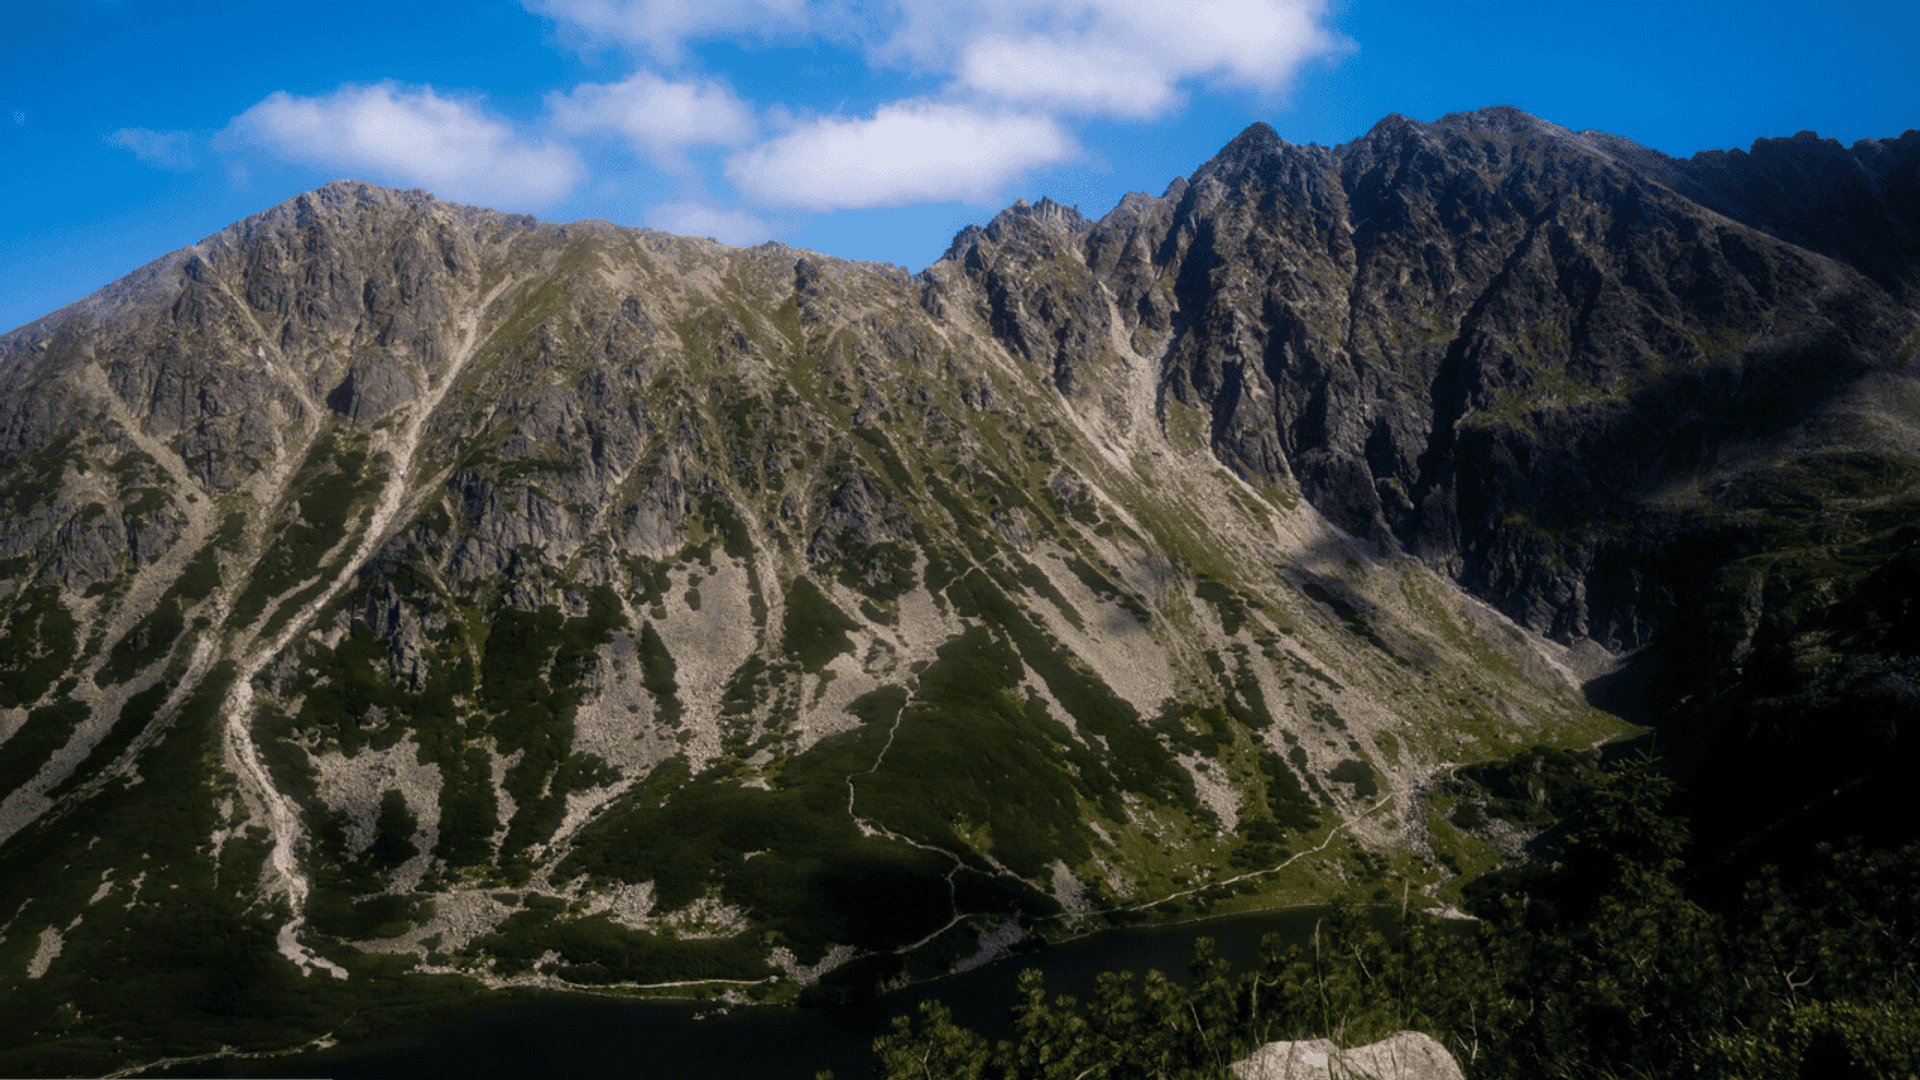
1232,1031,1464,1080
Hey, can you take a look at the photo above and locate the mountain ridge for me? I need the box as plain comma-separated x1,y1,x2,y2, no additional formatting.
0,106,1916,1075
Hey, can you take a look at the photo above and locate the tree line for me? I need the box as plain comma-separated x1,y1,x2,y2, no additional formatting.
834,754,1920,1079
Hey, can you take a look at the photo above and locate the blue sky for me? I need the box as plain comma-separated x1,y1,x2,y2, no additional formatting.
4,0,1915,333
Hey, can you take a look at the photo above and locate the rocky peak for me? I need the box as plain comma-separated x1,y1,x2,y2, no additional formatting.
1430,104,1560,137
940,197,1092,266
1189,121,1335,197
1074,103,1920,657
1214,120,1288,161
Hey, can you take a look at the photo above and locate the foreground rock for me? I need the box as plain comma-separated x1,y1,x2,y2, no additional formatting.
1232,1031,1464,1080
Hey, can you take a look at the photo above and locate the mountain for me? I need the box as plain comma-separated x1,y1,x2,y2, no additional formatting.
1,106,1916,1074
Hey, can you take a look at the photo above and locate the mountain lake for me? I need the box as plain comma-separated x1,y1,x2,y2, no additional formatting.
136,905,1465,1079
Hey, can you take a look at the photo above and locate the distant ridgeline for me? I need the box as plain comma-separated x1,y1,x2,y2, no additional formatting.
0,107,1916,1076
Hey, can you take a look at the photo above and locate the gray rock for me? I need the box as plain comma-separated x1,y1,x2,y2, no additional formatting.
1232,1031,1464,1080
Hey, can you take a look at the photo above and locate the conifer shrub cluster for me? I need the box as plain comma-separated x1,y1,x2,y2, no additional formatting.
853,754,1920,1079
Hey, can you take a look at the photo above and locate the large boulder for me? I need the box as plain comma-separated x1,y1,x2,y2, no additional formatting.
1231,1031,1464,1080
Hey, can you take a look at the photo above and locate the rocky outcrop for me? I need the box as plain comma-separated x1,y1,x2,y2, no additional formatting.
942,198,1112,396
1065,107,1920,656
1232,1031,1464,1080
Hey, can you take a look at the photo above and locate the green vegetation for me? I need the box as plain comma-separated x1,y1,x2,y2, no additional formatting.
782,575,859,673
229,432,380,629
855,756,1920,1080
0,588,79,707
1327,758,1378,799
637,620,683,725
477,587,625,861
0,432,85,522
46,680,172,799
473,911,768,984
1194,575,1250,636
96,597,184,686
557,728,970,964
0,698,89,798
856,625,1095,877
942,570,1197,817
279,577,625,876
0,655,481,1078
1297,579,1401,664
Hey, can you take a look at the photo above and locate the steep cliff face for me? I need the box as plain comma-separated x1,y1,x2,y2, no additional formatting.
0,108,1914,1073
1068,108,1920,659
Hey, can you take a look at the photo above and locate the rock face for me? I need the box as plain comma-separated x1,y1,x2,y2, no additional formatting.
0,109,1915,1072
1233,1031,1465,1080
1075,109,1920,654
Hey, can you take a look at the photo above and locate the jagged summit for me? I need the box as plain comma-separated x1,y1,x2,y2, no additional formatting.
1216,120,1289,158
940,196,1093,263
1430,103,1559,135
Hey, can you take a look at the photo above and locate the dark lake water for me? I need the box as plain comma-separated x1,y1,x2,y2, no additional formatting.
141,906,1447,1079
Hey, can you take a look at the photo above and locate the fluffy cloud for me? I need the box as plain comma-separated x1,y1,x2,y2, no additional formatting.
222,82,582,207
956,37,1177,119
949,0,1348,118
107,128,197,171
527,0,808,60
530,0,1346,121
726,100,1075,210
644,200,773,244
527,0,1344,216
549,72,755,169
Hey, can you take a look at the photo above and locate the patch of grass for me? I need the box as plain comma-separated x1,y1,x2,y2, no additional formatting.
827,539,918,606
479,913,769,984
696,493,755,561
1307,700,1347,732
782,575,859,673
0,646,483,1074
229,433,379,629
95,597,183,687
476,588,625,858
855,624,1096,879
1194,575,1250,636
0,698,89,798
945,569,1195,816
1257,750,1321,832
1328,757,1379,799
1449,745,1603,831
0,588,79,707
637,620,684,726
558,726,966,963
171,545,222,605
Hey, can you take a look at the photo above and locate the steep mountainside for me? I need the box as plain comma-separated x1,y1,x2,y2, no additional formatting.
0,107,1914,1074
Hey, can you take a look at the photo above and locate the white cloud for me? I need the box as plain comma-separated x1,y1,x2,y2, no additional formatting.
107,128,196,171
221,82,582,208
645,200,773,244
529,0,1347,121
549,72,755,169
957,37,1177,119
521,0,1350,218
950,0,1349,118
527,0,809,60
726,99,1075,210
